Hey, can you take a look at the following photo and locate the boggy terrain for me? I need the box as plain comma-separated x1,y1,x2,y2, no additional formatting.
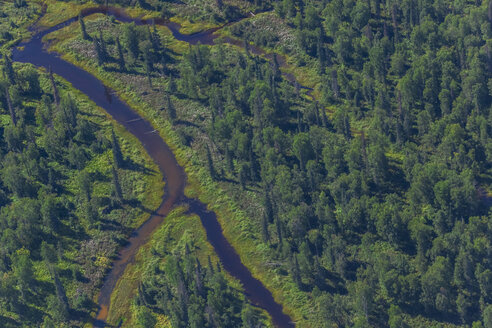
2,0,492,327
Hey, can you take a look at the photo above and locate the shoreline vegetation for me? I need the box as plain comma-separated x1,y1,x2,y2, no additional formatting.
41,8,309,326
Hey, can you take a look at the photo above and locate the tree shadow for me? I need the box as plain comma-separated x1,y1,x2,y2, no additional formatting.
174,119,200,129
0,315,18,327
55,219,89,242
14,303,45,325
122,156,157,175
124,198,156,214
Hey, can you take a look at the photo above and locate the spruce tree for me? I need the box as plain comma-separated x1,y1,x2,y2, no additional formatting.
3,54,15,83
116,36,125,71
244,38,250,57
5,86,16,126
207,255,214,275
249,145,258,182
239,163,248,190
292,255,302,287
167,75,177,94
52,270,69,320
111,129,123,168
145,63,152,87
48,66,60,106
79,14,89,40
93,35,106,66
206,145,216,180
275,216,283,245
166,94,176,124
320,102,328,128
264,191,274,223
225,146,234,173
112,164,123,202
261,213,270,243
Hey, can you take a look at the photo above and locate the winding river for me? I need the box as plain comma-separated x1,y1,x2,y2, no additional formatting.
12,6,295,328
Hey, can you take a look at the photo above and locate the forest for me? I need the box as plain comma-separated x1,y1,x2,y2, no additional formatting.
1,0,492,327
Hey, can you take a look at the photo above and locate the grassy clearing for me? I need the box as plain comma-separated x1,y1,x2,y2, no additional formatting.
37,0,163,29
37,0,96,27
170,15,220,34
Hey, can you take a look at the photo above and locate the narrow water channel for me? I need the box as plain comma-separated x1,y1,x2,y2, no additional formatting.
11,6,295,328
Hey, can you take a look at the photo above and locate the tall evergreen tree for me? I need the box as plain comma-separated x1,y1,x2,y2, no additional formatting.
111,164,123,202
5,86,16,126
48,66,60,106
116,36,125,71
206,145,216,180
79,14,89,40
3,54,15,83
261,213,270,243
166,94,176,124
291,254,302,287
111,129,124,168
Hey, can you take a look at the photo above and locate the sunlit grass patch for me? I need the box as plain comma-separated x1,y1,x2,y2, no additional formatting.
38,0,96,27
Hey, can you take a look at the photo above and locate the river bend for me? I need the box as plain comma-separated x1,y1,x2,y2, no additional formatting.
11,6,294,328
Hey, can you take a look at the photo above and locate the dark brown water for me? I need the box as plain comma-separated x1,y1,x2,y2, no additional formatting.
11,6,295,328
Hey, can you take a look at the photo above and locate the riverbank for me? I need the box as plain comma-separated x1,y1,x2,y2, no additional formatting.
0,61,164,326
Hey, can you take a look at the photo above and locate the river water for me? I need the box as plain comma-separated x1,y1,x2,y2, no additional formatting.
11,6,295,328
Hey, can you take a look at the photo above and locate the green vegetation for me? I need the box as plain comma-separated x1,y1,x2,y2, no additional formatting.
0,60,163,327
109,207,269,327
3,0,492,327
0,0,42,52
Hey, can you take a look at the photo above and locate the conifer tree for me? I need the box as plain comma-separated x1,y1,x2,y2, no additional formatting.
5,86,16,126
52,270,69,320
111,164,123,202
275,216,283,245
167,75,177,93
79,14,89,40
225,146,234,173
239,163,248,189
249,147,259,182
261,213,270,243
206,145,216,180
116,36,125,71
166,94,176,124
291,254,302,287
93,37,103,66
111,129,123,168
3,54,15,83
48,66,60,106
207,255,214,275
145,63,152,87
264,191,274,223
244,38,250,57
